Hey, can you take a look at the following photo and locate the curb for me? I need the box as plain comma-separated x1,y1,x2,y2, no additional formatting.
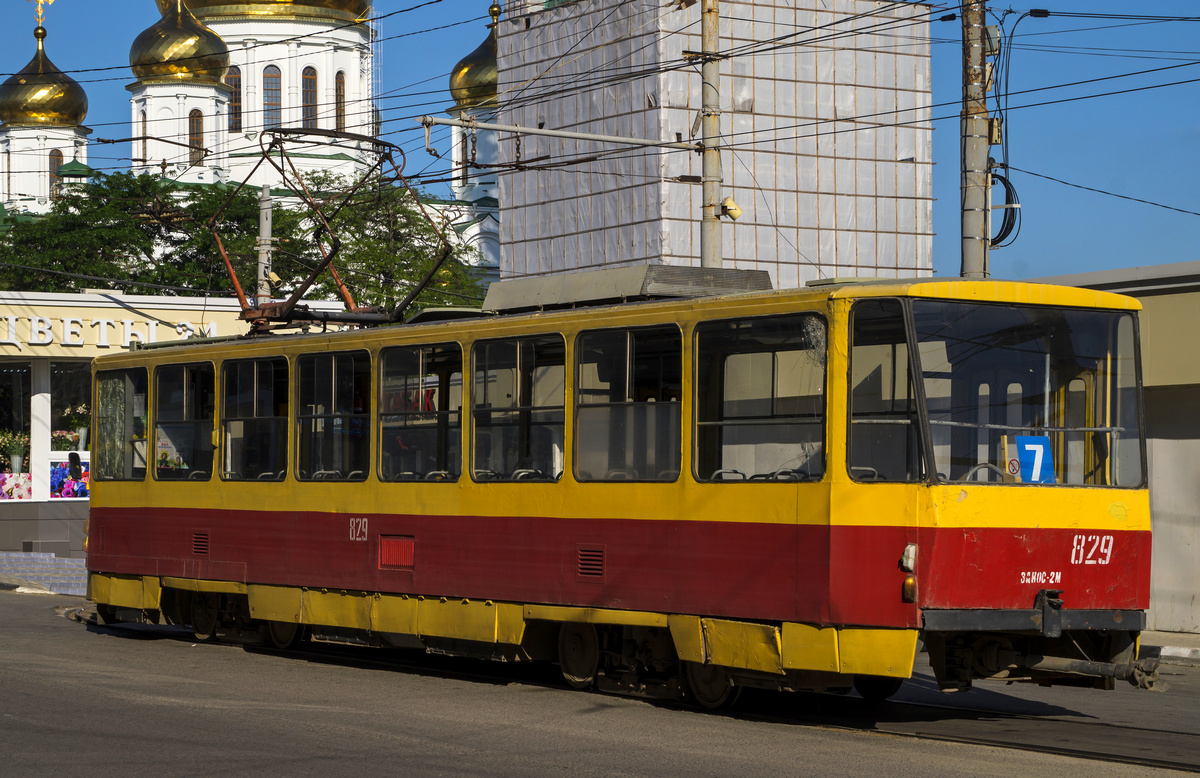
0,574,51,594
1138,644,1200,668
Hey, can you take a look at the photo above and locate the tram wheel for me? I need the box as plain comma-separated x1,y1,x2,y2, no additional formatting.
190,592,220,642
853,675,904,703
558,623,599,689
685,662,740,710
262,620,305,650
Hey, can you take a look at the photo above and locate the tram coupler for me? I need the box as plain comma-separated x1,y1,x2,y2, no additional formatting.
1018,654,1164,691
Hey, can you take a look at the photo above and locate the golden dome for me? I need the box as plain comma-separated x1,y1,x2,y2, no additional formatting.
449,3,500,110
0,27,88,127
156,0,371,23
132,0,230,84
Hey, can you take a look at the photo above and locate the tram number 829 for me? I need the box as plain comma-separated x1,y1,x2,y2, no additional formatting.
1071,534,1113,565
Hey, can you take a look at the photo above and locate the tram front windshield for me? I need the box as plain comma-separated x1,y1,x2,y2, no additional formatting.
913,300,1143,487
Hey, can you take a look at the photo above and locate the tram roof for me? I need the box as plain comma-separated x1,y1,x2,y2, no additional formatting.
105,274,1141,362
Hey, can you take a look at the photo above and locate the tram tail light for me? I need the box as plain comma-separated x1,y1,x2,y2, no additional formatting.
902,574,918,603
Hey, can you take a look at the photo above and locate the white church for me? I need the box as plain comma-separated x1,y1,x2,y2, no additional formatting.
0,0,501,280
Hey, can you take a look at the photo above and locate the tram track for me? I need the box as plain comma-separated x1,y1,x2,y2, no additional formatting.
67,606,1200,773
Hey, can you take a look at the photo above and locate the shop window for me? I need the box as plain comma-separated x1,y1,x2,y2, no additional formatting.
472,335,565,481
94,368,148,481
222,358,288,481
695,314,827,481
379,344,462,481
154,363,215,481
297,351,369,481
576,326,681,482
51,362,91,451
0,362,31,473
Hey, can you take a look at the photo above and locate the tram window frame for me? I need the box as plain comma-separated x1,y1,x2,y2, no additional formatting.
221,357,288,481
379,343,463,482
471,334,566,482
296,350,370,482
153,362,216,482
93,367,149,482
575,325,682,482
848,299,925,483
694,313,828,483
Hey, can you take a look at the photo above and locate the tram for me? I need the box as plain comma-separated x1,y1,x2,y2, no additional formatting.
86,269,1159,704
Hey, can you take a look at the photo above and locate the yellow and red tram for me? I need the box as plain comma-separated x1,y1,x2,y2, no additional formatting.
86,273,1159,704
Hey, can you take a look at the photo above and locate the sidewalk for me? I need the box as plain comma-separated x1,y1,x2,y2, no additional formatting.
1140,630,1200,667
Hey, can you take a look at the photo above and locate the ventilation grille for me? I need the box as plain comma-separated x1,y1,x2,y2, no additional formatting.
380,535,415,570
577,546,605,581
192,532,209,556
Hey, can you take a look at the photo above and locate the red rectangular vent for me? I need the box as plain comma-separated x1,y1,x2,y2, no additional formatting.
577,546,605,581
380,535,415,570
192,532,209,556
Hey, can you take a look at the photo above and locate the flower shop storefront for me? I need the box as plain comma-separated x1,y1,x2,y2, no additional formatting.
0,290,248,557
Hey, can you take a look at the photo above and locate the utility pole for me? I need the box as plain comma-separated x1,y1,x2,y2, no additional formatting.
257,184,273,307
699,0,722,269
960,0,990,278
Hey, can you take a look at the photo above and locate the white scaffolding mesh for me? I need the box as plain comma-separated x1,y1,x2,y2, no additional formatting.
496,0,934,286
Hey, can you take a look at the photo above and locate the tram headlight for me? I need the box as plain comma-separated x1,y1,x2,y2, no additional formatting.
902,574,918,603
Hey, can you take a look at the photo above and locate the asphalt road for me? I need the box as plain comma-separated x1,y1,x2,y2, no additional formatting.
0,590,1194,777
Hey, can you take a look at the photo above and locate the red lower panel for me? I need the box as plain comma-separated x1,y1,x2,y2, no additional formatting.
920,526,1152,612
90,508,829,624
88,508,1150,629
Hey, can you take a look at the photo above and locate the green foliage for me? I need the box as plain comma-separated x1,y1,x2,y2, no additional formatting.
0,170,484,316
298,172,484,314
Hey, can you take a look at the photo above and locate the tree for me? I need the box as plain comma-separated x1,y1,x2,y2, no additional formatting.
296,172,485,315
0,170,485,319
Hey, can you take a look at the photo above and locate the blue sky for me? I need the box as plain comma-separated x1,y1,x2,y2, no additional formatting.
2,0,1197,280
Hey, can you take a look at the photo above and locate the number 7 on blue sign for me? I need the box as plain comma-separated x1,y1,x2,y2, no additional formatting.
1015,435,1056,484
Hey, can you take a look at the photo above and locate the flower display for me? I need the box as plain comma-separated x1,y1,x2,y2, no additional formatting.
0,473,33,501
0,429,30,456
50,462,89,499
51,430,79,451
63,404,91,429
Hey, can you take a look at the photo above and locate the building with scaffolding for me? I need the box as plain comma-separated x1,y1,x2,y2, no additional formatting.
495,0,935,287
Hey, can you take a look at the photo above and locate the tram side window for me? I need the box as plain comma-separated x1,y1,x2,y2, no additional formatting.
576,326,681,482
297,351,370,481
380,344,462,482
473,335,565,481
695,314,826,482
154,363,216,481
849,300,923,482
94,368,148,481
222,358,287,481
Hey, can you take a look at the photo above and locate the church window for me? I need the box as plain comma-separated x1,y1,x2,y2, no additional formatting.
264,65,282,129
140,112,148,165
49,149,64,200
226,66,243,133
303,67,318,129
189,110,205,165
460,132,469,186
335,71,346,132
